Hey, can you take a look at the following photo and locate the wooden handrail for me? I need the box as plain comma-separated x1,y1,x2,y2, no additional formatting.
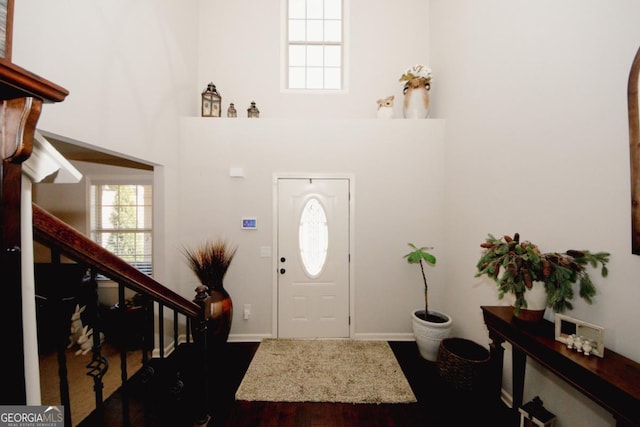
32,203,200,319
629,46,640,255
0,58,69,102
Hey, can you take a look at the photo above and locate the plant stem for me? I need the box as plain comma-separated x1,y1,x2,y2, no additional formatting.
420,260,429,314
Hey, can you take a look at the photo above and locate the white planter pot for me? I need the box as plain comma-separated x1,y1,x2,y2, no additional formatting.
411,309,453,362
515,281,548,322
524,281,547,310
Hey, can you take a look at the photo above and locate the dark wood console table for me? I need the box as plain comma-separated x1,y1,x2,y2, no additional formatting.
481,306,640,426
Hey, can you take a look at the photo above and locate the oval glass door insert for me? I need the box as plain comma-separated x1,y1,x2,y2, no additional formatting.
299,197,328,277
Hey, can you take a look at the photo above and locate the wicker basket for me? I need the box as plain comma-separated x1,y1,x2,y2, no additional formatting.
437,337,490,392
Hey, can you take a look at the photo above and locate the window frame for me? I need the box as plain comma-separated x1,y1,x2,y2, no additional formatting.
282,0,349,93
87,175,154,278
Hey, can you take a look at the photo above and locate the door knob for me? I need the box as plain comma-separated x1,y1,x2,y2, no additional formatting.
280,268,286,274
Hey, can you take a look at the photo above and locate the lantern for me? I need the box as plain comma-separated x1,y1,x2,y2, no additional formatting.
201,83,221,117
227,103,237,118
247,101,260,118
519,396,556,427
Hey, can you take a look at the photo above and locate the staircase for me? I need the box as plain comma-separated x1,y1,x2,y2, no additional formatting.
32,204,213,426
77,342,207,427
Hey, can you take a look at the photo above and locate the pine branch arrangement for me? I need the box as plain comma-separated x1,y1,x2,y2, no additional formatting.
476,233,610,314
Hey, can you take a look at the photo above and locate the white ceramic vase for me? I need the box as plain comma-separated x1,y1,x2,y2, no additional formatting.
515,281,548,322
411,309,452,361
403,78,430,119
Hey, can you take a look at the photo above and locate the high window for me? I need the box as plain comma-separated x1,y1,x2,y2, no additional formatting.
89,180,153,276
286,0,343,90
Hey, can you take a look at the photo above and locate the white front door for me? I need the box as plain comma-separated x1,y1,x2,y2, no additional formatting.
277,178,350,338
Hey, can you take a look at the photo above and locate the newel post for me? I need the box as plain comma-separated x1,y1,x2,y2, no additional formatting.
192,285,211,426
1,96,42,404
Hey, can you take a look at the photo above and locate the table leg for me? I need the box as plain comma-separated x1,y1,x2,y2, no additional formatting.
487,330,505,401
512,347,526,410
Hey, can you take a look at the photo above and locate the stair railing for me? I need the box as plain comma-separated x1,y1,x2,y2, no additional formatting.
32,202,210,426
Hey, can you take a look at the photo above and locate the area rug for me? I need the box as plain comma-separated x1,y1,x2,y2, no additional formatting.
235,339,417,404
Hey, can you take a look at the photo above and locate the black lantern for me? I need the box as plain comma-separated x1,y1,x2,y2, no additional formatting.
201,83,222,117
247,101,260,118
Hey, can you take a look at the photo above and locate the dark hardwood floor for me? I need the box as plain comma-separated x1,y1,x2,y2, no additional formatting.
81,341,518,427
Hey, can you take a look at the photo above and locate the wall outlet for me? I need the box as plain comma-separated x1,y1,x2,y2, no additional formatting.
243,304,251,320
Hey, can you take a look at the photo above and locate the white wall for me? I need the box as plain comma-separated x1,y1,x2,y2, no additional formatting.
187,0,441,343
12,1,198,162
12,0,199,290
198,0,431,119
178,118,446,340
430,1,640,426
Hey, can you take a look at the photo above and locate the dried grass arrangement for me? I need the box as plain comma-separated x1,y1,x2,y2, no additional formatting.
183,238,237,290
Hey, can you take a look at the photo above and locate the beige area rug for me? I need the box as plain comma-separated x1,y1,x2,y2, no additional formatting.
235,339,417,404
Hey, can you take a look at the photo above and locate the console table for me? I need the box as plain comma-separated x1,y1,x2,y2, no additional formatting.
481,306,640,426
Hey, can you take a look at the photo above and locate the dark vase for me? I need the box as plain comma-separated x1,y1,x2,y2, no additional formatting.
205,285,233,347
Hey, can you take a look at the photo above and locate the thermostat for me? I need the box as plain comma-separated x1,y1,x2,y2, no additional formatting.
242,218,257,229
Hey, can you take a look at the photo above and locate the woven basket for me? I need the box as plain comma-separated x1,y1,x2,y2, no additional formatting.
437,337,490,392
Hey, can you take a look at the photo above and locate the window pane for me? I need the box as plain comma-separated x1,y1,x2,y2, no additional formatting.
324,68,341,89
325,45,341,67
289,45,306,66
306,20,323,42
307,67,324,88
324,0,341,19
324,20,341,42
91,183,153,276
306,0,323,19
289,0,305,19
289,19,306,41
307,45,323,66
289,67,306,88
286,0,344,90
299,198,328,277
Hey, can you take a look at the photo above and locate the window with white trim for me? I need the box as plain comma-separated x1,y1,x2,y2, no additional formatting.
287,0,343,90
90,180,153,276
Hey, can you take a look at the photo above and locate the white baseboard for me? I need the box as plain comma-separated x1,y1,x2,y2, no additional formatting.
151,340,177,358
501,388,513,408
227,333,415,342
228,333,274,342
352,332,415,341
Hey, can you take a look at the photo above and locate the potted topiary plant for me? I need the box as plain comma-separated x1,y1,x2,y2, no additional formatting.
475,233,610,321
404,243,452,361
